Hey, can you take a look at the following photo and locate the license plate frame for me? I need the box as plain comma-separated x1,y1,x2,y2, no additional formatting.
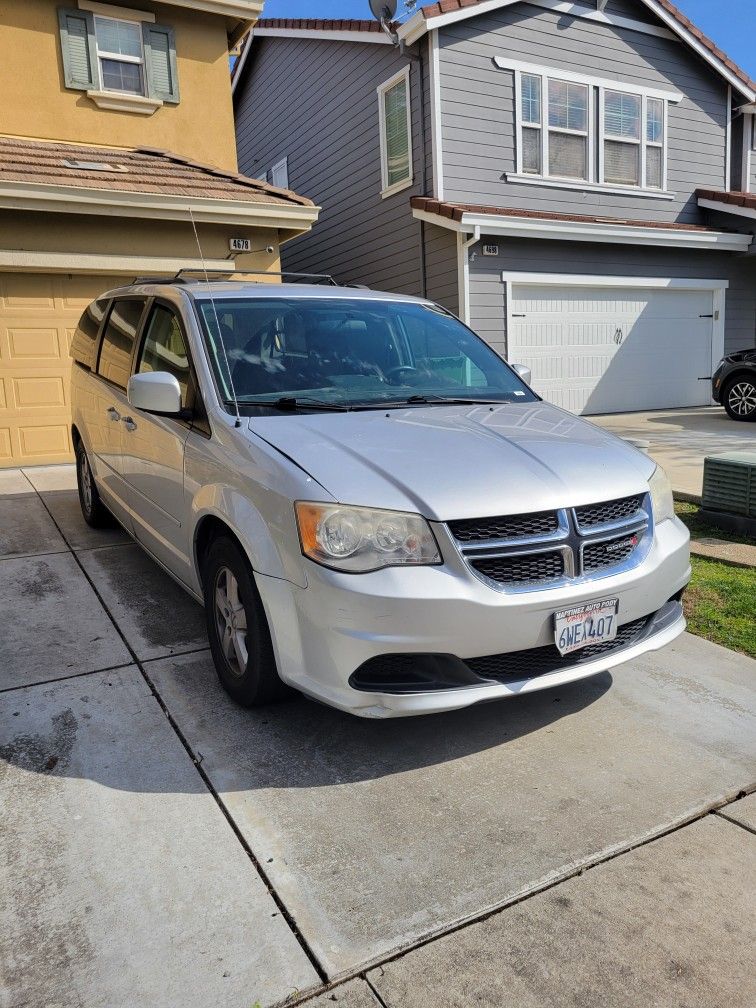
553,598,619,656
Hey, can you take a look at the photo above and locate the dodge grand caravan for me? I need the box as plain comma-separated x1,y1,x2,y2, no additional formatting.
69,279,690,717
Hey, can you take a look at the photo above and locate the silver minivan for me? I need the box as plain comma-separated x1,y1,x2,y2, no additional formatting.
70,279,690,717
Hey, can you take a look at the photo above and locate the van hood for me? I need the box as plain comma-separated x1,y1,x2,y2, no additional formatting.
246,402,655,521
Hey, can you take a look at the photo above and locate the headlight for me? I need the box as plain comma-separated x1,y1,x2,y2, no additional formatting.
648,466,674,524
295,502,441,572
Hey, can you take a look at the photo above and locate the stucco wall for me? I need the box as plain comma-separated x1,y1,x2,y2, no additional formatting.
0,0,238,171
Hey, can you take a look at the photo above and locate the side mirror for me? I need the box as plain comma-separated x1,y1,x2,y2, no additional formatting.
127,372,182,415
511,363,532,386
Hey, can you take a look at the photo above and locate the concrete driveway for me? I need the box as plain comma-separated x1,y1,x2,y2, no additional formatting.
592,406,755,498
1,465,755,1008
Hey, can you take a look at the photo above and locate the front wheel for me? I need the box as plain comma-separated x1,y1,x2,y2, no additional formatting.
202,536,289,707
722,376,756,421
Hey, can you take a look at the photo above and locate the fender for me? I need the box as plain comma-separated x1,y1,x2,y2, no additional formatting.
190,483,309,589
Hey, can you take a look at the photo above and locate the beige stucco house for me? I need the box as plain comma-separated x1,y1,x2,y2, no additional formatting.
0,0,319,467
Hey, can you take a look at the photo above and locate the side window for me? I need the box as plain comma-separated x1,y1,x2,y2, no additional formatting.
403,312,486,387
377,67,412,197
70,296,109,370
137,305,191,408
97,299,144,389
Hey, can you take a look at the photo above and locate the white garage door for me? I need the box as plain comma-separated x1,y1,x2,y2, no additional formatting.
508,282,716,415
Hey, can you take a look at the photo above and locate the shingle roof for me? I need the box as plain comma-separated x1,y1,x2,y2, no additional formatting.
697,188,756,211
411,197,726,232
0,136,314,207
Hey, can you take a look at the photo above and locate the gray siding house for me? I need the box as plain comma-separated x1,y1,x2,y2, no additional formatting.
233,0,756,415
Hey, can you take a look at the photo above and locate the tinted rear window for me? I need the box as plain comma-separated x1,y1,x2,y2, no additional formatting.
97,299,144,389
70,297,109,370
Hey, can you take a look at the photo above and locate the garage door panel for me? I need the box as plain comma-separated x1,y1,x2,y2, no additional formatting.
0,275,58,313
0,273,129,467
509,283,715,415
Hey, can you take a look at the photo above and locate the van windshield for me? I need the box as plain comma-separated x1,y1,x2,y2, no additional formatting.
195,296,536,410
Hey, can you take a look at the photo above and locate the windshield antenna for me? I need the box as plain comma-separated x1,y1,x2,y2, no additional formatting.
188,207,243,428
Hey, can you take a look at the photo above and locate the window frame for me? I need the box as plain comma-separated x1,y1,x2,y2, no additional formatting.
134,299,209,435
510,62,676,196
93,14,146,97
269,156,289,189
96,296,148,392
377,65,414,199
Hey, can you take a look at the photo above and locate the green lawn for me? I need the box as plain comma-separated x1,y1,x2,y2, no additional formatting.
674,499,756,545
684,558,756,659
673,499,755,658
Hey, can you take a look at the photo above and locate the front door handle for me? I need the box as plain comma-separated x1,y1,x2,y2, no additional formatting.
107,406,121,422
122,416,137,432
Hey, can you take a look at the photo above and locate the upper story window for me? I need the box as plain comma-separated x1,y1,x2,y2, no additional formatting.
94,15,145,96
377,66,413,198
57,6,179,113
506,60,679,196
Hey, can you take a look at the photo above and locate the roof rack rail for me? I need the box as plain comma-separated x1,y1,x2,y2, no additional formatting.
131,269,339,286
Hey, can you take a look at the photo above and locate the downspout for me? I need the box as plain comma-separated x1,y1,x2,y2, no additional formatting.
400,38,429,298
457,226,480,325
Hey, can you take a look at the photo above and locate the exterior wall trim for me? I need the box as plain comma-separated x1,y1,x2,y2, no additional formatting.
0,249,233,275
429,29,444,200
0,180,320,230
78,1,156,22
493,56,684,103
504,174,675,200
698,197,756,220
500,271,728,378
411,207,752,252
401,0,677,44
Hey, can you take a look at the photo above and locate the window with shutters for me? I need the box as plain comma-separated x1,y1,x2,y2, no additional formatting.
377,67,413,198
511,64,671,194
57,7,179,109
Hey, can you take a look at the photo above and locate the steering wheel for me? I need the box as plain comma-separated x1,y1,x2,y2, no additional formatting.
385,365,419,385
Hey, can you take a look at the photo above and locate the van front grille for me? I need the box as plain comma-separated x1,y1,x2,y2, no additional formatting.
449,510,559,543
471,551,565,586
574,494,644,529
449,493,650,590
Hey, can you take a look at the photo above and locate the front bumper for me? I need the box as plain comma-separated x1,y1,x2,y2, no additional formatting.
255,517,690,718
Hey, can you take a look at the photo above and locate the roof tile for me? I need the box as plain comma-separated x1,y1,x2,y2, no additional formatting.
0,136,314,207
411,196,731,232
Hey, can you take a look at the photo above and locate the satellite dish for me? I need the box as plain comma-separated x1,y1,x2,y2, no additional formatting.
369,0,398,22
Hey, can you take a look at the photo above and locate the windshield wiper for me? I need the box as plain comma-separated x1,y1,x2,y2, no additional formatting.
390,394,508,406
265,396,352,412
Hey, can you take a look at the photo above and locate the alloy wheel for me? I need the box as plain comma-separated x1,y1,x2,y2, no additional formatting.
79,449,93,514
727,381,756,417
214,566,249,677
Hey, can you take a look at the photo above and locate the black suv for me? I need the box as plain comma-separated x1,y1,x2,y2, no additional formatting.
712,349,756,421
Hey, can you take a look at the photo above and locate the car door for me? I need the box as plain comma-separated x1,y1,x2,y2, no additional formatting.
119,300,198,582
87,297,147,530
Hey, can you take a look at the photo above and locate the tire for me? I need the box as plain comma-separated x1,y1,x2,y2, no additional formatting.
202,536,289,707
75,439,114,528
722,375,756,421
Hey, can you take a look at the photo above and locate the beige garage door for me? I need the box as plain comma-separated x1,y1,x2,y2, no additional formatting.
0,273,127,468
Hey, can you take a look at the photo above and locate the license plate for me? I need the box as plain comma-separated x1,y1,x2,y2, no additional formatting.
553,598,619,656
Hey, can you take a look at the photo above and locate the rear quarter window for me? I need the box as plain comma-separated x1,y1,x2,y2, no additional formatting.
70,297,110,370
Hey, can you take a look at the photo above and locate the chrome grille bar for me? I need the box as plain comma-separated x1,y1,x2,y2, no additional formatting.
449,493,652,591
